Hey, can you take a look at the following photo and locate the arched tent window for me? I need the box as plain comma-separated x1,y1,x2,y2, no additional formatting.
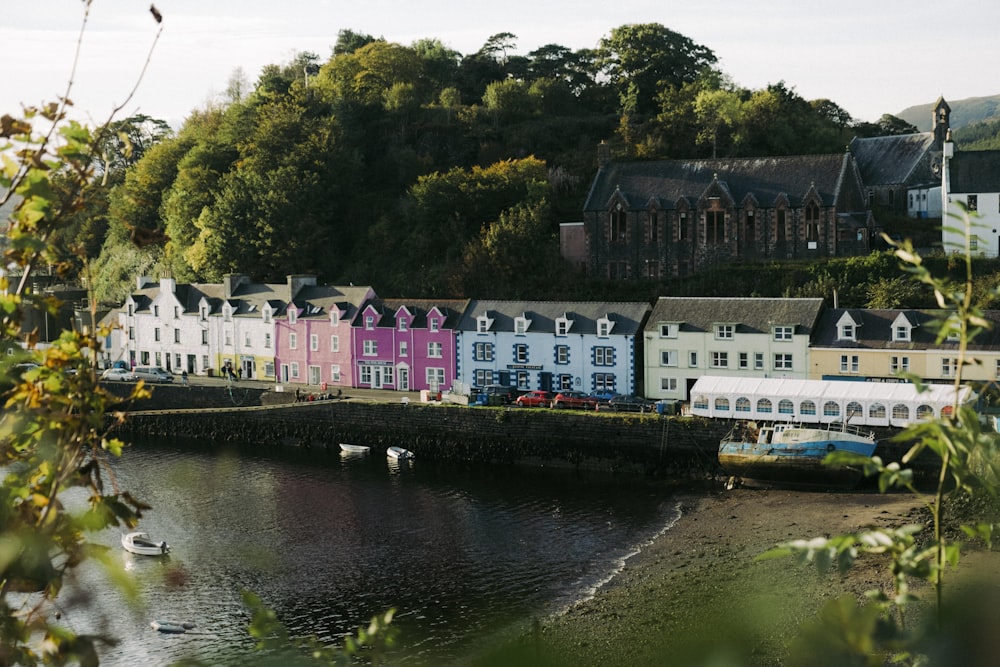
805,202,820,242
693,394,709,411
892,404,910,421
757,398,773,413
778,399,794,414
715,397,730,411
846,401,863,419
916,404,934,420
823,401,840,417
869,403,886,419
735,397,751,412
800,400,816,416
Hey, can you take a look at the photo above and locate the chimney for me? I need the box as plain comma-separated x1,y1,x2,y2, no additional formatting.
287,274,317,298
223,273,250,299
597,141,611,168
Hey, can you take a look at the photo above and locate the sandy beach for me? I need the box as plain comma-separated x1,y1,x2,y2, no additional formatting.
471,485,990,666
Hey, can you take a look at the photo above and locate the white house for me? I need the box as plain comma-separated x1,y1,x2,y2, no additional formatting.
643,297,825,402
455,300,651,395
941,136,1000,257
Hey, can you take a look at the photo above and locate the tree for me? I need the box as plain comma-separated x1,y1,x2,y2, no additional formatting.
598,23,718,116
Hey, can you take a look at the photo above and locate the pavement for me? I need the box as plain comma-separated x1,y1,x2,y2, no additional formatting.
179,372,427,404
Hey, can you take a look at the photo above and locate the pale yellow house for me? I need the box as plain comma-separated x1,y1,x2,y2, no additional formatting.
643,297,825,401
808,308,1000,385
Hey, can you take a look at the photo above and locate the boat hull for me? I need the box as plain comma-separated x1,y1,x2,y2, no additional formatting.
339,443,370,454
387,446,414,460
719,424,877,489
122,531,170,556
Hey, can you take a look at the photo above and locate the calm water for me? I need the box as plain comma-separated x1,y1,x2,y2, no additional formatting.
64,438,681,665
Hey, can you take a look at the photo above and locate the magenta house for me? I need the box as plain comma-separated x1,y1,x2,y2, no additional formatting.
352,298,468,392
274,283,375,388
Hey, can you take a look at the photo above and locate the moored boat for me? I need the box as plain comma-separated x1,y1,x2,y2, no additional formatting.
339,443,370,454
719,421,877,488
122,531,170,556
386,446,415,460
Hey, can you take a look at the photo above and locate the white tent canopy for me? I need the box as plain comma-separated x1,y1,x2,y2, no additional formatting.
689,376,973,428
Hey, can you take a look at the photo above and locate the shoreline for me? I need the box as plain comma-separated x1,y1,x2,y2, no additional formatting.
473,486,927,666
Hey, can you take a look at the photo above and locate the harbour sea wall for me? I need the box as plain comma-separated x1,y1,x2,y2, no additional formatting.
106,384,923,478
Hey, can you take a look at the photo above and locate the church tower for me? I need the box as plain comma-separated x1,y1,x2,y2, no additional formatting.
932,97,951,148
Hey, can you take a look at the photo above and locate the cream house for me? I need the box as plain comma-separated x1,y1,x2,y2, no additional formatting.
643,297,824,401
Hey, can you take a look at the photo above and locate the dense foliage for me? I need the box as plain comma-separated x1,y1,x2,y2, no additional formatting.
69,23,941,303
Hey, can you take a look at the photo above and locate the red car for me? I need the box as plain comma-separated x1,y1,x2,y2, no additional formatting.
551,390,598,410
515,390,554,408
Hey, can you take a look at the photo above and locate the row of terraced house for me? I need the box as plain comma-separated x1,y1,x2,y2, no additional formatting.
109,274,1000,402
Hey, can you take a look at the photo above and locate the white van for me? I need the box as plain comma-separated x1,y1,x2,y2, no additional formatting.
132,367,173,383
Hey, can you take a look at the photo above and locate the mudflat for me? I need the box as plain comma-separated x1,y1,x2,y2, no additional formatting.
473,486,994,666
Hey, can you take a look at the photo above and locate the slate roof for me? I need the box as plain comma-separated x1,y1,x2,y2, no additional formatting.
849,133,937,186
459,300,651,335
812,308,1000,350
646,297,825,336
948,150,1000,194
292,284,374,319
583,154,851,212
377,298,471,329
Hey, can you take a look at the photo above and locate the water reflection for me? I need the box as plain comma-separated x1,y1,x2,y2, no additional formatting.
72,439,678,665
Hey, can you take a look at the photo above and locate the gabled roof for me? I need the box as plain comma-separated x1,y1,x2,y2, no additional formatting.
289,285,374,319
849,132,937,186
813,308,1000,350
378,298,471,329
583,154,851,212
646,297,825,336
948,150,1000,194
459,300,651,335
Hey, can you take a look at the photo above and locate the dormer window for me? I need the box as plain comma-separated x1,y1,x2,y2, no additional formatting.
223,304,232,322
199,306,208,321
836,312,859,341
365,315,375,330
263,305,272,323
715,324,734,340
597,316,613,338
891,313,914,342
514,315,532,335
556,316,573,336
330,310,340,326
659,323,677,338
398,318,408,332
429,317,439,332
476,313,494,333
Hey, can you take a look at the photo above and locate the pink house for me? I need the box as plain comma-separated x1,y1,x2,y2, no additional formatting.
352,299,468,392
275,283,375,388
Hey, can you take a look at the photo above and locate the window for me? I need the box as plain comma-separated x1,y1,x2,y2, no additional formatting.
846,402,864,419
894,325,910,342
174,306,180,319
693,395,709,411
359,365,371,385
840,354,859,373
597,320,611,337
823,401,840,417
776,208,787,241
735,397,751,413
805,202,820,243
473,342,493,361
398,318,407,332
429,318,439,332
426,367,445,391
330,335,339,352
308,365,321,385
774,353,793,370
715,397,730,411
689,351,698,367
840,323,855,340
754,352,764,370
245,332,252,348
645,261,660,280
773,326,793,341
942,357,958,377
201,330,208,345
971,236,979,251
711,351,728,368
224,331,232,347
610,206,627,242
289,333,297,350
659,323,677,338
648,210,659,244
738,352,748,370
916,404,934,420
968,194,978,211
890,356,910,374
428,342,442,358
310,334,319,351
129,326,135,340
400,341,408,357
128,303,134,316
153,305,159,317
514,317,528,335
154,328,160,342
996,359,1000,379
892,404,909,420
363,340,377,356
556,319,570,336
800,400,816,416
660,350,678,366
778,399,794,415
757,398,772,413
474,369,492,387
594,346,614,366
477,318,490,333
594,373,615,392
869,404,886,419
290,362,300,379
331,365,341,381
715,324,734,340
264,333,271,349
706,210,724,243
556,345,570,365
365,315,375,330
174,329,181,343
661,377,678,391
514,344,529,363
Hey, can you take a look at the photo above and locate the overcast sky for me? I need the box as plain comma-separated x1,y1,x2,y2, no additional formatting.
5,0,999,128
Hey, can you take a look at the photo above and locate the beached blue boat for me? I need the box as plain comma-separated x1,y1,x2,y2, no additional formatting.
719,421,877,488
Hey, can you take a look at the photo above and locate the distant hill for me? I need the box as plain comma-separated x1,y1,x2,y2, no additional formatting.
897,95,1000,131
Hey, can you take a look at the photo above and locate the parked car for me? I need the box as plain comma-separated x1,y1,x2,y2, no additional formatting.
101,367,135,382
589,390,619,406
479,384,520,405
515,390,554,408
551,390,598,410
607,394,656,413
132,366,173,383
